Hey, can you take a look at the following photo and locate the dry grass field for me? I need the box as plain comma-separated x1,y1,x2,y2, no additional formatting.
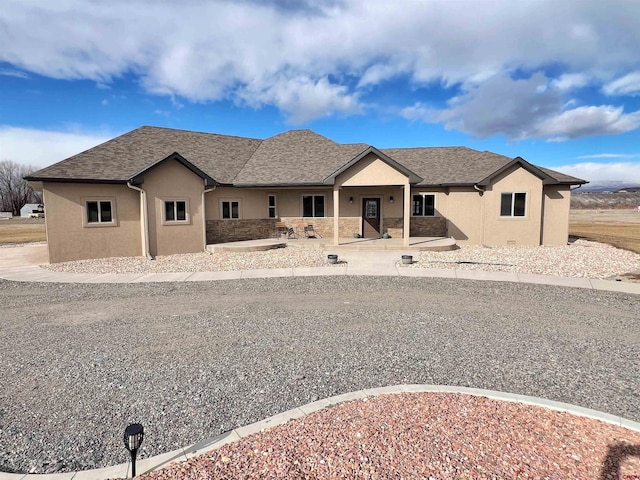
0,218,46,245
569,209,640,281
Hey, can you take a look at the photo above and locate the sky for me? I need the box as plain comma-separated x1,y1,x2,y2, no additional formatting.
1,0,640,185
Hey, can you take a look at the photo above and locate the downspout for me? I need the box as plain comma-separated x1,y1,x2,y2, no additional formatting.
127,182,152,259
473,184,485,245
202,185,216,253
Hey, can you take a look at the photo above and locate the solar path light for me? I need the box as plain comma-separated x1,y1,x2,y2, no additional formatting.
123,423,144,478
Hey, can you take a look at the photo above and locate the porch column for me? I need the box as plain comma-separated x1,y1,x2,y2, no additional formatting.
333,186,340,246
403,181,411,247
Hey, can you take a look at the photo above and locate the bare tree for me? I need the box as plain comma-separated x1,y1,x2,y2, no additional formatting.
0,160,42,216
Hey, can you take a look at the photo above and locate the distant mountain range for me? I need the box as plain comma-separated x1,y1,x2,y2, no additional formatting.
578,181,640,193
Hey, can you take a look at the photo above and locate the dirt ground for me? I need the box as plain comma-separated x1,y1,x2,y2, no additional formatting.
569,208,640,224
569,209,640,280
0,218,46,245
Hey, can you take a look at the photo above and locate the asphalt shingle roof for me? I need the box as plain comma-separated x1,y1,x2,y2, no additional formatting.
27,127,585,186
30,126,261,184
381,147,518,186
233,130,368,185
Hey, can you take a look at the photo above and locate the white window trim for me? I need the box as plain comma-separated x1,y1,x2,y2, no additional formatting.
221,199,241,220
500,192,527,218
82,198,117,228
267,194,277,219
411,193,436,217
162,198,190,225
301,194,326,218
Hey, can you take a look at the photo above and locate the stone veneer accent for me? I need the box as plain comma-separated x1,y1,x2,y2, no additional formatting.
383,217,403,238
281,217,333,238
207,219,276,244
410,217,446,236
337,217,360,237
374,217,447,238
207,216,446,243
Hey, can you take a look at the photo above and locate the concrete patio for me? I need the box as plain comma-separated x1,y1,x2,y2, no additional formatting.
207,236,457,253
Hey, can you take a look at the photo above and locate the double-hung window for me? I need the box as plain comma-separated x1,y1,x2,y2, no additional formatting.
302,195,325,217
412,194,435,216
268,194,277,218
222,200,240,219
164,200,188,223
85,200,114,225
500,192,526,217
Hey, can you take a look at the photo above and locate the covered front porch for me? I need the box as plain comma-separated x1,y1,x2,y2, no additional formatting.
325,146,424,247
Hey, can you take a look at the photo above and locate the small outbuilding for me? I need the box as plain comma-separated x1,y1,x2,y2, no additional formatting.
20,203,44,218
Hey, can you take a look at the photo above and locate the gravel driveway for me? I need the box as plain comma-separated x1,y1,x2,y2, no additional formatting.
0,276,638,474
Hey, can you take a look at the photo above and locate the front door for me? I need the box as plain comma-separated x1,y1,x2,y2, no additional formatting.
362,198,381,238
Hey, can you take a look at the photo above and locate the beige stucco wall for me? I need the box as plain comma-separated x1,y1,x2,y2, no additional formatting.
483,166,543,246
144,160,205,256
541,185,571,245
206,187,336,220
43,183,142,263
438,187,483,244
337,153,409,187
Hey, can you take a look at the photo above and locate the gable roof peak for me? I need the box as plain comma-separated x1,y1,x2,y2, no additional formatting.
323,145,423,185
264,128,338,143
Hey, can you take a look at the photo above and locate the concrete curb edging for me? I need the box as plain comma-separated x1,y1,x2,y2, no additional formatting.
0,265,639,295
3,385,639,480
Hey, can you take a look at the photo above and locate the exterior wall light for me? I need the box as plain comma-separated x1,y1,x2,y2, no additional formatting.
123,423,144,477
349,196,354,204
389,196,394,203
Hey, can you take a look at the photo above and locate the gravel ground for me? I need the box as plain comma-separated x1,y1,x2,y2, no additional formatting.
43,247,335,274
127,392,640,480
0,277,638,475
405,239,640,279
42,239,640,280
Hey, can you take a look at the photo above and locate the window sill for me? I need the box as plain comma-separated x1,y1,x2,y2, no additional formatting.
162,220,191,226
84,221,118,228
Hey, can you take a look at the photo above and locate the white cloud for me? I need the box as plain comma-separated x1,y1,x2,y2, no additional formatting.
1,0,640,127
238,75,362,123
551,73,589,91
428,73,562,139
603,71,640,96
534,106,640,141
577,153,639,159
0,67,28,79
553,161,640,183
0,127,113,168
401,102,434,122
413,73,640,140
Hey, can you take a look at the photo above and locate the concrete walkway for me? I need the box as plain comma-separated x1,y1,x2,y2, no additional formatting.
0,249,639,295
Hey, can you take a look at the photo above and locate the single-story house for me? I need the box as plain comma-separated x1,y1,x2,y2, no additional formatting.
26,126,586,263
20,203,44,218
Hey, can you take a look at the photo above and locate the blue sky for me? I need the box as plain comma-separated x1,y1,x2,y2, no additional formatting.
1,0,640,185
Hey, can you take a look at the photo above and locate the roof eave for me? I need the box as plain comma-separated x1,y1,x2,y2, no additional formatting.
232,182,328,188
23,177,128,184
